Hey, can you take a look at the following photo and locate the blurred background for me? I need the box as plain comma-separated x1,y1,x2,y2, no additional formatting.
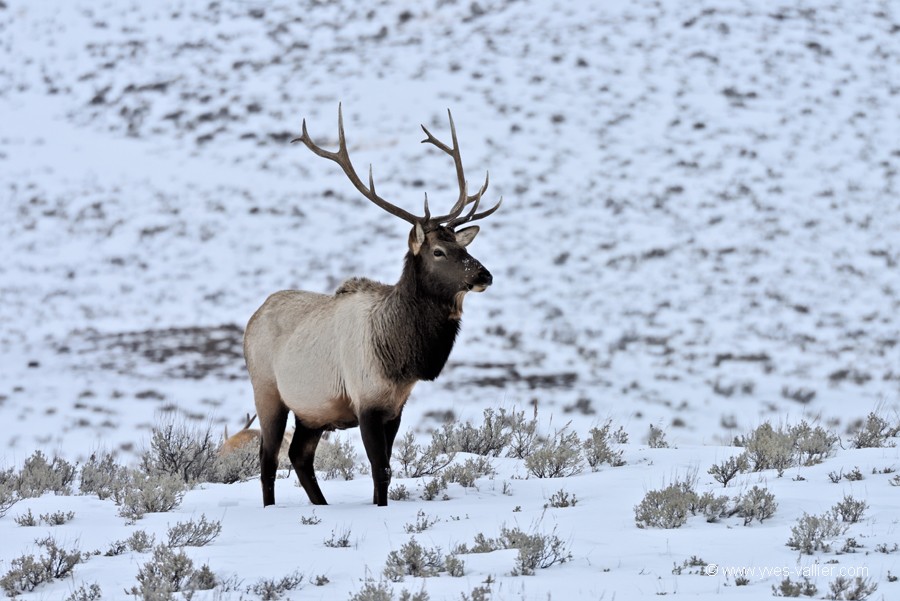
1,0,898,461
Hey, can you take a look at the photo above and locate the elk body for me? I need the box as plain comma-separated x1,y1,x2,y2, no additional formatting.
244,107,501,507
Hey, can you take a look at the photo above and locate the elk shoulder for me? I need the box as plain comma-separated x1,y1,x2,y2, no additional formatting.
335,277,390,296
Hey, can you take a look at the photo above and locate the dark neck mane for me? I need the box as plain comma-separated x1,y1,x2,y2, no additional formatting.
371,254,461,383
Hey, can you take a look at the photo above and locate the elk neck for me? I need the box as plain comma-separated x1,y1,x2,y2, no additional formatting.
371,253,462,383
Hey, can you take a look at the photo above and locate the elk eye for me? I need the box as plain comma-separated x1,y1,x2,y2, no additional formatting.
433,249,446,258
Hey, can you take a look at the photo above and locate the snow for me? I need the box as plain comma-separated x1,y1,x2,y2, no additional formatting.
1,0,899,598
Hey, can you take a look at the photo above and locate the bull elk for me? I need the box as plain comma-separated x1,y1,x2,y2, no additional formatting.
244,106,501,507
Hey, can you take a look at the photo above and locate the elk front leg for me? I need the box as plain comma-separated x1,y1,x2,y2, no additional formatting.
288,417,327,505
384,410,402,463
379,411,403,504
359,408,392,506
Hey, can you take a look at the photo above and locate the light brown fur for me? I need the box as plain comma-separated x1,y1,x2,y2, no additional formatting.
219,428,260,456
219,414,293,457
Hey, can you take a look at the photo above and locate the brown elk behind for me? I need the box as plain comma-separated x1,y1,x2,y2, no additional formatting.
219,413,259,456
244,106,501,507
219,413,292,458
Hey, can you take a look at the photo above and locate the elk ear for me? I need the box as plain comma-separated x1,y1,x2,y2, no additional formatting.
454,226,480,247
409,222,426,255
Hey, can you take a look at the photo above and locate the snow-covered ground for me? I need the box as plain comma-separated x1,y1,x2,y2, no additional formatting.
3,441,899,600
1,0,899,598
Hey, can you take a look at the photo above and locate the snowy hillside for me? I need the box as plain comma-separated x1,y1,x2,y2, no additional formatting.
1,0,899,598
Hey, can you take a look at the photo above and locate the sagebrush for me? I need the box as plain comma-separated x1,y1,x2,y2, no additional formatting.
0,536,83,596
129,544,215,600
383,538,462,581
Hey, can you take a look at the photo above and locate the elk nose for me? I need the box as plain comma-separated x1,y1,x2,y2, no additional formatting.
481,268,493,287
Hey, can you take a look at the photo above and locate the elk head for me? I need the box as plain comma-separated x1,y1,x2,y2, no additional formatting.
291,105,500,304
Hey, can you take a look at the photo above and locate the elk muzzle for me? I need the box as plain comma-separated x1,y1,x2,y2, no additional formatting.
468,263,493,292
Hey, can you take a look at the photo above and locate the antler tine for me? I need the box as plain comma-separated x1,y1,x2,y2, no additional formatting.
448,195,503,229
420,123,452,154
448,108,459,155
421,111,498,226
292,104,420,225
451,187,482,227
423,192,431,222
469,170,489,203
421,109,470,223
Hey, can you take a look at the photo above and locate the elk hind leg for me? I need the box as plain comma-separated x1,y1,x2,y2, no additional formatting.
288,417,327,505
256,387,288,507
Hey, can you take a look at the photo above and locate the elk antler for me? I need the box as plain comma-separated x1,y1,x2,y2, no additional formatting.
420,109,502,227
293,106,501,230
291,104,420,225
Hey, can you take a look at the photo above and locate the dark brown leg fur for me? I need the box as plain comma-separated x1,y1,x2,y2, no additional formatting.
288,416,327,505
259,404,288,507
359,408,393,506
384,411,402,463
